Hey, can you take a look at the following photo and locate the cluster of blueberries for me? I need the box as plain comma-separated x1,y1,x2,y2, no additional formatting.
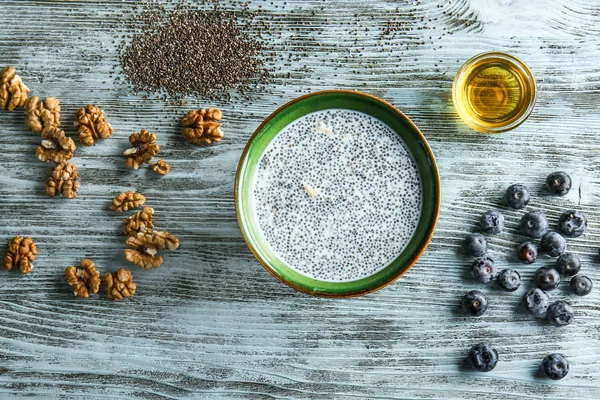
462,172,589,380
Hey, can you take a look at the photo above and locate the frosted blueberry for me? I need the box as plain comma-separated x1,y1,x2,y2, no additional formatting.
462,290,488,316
542,354,569,380
547,300,574,327
479,210,504,234
520,210,548,238
570,275,592,296
523,288,550,317
517,242,538,264
468,343,498,372
541,231,567,257
546,172,572,196
464,233,487,257
504,184,530,209
556,253,581,277
471,258,498,284
497,269,521,292
535,267,560,291
558,210,587,238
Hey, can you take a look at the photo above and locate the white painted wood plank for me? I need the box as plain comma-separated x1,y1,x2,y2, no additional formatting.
0,0,599,399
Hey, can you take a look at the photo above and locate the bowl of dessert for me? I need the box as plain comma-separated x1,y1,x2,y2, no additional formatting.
235,90,440,297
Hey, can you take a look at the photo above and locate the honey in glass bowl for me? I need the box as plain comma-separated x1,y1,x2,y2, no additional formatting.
452,52,536,134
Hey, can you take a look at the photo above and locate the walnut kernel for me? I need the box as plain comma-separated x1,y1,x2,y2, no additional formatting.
24,96,61,135
46,162,80,199
123,207,155,236
36,126,76,163
124,130,160,169
152,159,170,176
65,259,101,298
181,107,224,146
110,191,146,212
124,230,179,269
75,105,114,146
156,230,180,251
0,67,29,111
2,236,37,274
104,268,137,301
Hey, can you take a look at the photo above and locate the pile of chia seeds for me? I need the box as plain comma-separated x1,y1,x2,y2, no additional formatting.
117,1,270,101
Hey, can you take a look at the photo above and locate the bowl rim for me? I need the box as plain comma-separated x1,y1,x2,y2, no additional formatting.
234,89,441,297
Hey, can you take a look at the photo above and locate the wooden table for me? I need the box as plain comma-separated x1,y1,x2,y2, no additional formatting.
1,1,598,398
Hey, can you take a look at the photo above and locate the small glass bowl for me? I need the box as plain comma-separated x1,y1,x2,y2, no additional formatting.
452,52,537,134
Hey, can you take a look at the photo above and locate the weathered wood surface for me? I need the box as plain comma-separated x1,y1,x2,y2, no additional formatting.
1,0,599,398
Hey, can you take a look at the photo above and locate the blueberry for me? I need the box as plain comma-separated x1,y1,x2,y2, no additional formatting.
523,288,550,317
520,210,549,238
547,300,574,327
541,354,569,380
535,267,561,291
471,258,498,283
462,290,489,316
504,184,531,209
480,210,504,234
541,231,567,257
468,343,498,372
464,233,487,257
517,242,538,264
546,172,572,196
570,275,593,296
558,210,587,238
556,253,581,277
497,269,521,292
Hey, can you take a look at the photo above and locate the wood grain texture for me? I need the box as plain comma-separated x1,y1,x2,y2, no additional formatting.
1,0,599,398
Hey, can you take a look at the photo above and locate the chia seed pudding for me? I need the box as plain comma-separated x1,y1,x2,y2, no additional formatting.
252,109,423,282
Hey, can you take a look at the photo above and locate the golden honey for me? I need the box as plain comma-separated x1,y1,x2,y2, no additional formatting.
452,52,536,133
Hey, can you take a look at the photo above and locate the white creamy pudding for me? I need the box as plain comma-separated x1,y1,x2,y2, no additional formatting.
252,109,423,282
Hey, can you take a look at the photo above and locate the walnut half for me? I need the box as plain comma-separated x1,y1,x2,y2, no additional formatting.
110,191,146,212
2,236,37,274
104,268,137,301
35,126,76,163
46,162,80,199
181,107,224,146
24,96,60,135
0,67,29,111
151,159,170,176
124,230,179,269
65,259,101,298
123,207,154,236
124,130,160,169
76,105,113,146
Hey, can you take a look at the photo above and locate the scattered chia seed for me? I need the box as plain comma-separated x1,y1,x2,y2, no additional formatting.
117,1,271,101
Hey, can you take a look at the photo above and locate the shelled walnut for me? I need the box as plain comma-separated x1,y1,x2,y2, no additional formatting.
0,67,29,111
181,107,224,146
35,126,76,163
75,104,114,146
124,230,180,269
2,236,37,274
123,130,160,169
46,162,80,199
104,268,136,301
110,191,146,212
65,259,101,298
123,207,154,236
24,96,61,135
151,159,170,176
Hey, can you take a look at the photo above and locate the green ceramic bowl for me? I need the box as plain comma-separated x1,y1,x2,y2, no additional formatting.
235,90,440,297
